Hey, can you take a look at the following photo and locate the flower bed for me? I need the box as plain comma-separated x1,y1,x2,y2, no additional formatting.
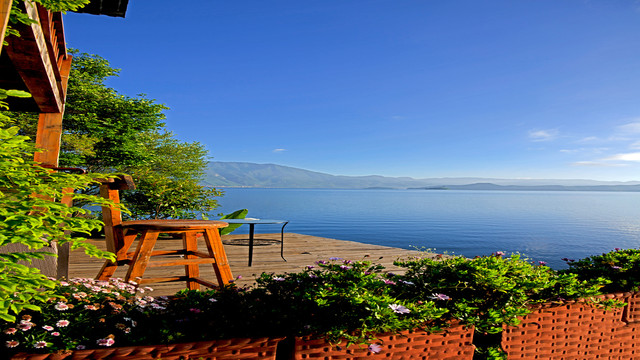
5,249,640,360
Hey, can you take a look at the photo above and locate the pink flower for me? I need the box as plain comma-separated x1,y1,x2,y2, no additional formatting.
97,338,115,347
42,325,54,331
51,332,60,337
494,251,505,256
5,340,19,348
84,305,98,310
56,320,70,327
34,341,48,349
383,279,396,285
18,321,33,331
4,328,17,335
54,302,69,311
189,308,201,314
368,343,382,353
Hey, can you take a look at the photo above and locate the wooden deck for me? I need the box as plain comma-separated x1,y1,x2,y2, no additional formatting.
69,233,426,296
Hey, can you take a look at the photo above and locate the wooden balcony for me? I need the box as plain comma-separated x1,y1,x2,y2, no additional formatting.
69,233,424,296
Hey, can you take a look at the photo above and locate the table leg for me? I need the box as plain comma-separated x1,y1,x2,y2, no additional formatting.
280,222,288,261
248,223,255,266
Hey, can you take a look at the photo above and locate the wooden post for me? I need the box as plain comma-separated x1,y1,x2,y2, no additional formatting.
0,0,11,56
32,55,73,278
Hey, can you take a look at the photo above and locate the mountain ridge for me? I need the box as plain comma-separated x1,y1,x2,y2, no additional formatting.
203,162,640,190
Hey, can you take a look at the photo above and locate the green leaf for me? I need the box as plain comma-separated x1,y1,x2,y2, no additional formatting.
219,209,248,235
6,89,31,98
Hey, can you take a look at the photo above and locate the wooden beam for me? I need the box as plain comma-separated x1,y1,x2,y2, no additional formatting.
0,0,10,56
32,55,71,167
5,1,63,112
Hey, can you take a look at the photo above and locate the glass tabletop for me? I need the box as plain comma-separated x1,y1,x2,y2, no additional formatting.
222,218,288,224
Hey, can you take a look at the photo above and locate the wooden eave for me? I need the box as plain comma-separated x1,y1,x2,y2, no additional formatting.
73,0,129,17
1,1,68,113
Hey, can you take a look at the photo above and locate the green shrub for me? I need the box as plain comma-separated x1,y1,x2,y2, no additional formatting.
392,252,605,334
561,248,640,293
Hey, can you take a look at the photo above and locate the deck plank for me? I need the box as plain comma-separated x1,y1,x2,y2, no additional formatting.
69,233,427,296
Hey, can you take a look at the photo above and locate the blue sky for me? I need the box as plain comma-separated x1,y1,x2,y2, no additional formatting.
64,1,640,181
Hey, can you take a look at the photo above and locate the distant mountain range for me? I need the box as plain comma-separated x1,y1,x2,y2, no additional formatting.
203,162,640,191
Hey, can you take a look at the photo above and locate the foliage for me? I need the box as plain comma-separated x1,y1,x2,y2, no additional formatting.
219,209,248,235
254,258,448,346
392,252,606,334
120,132,222,220
560,248,640,293
8,50,222,219
0,90,119,322
0,278,163,354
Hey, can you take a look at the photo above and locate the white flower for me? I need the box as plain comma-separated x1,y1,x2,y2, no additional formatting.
388,304,411,314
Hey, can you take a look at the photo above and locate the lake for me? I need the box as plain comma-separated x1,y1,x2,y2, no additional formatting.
212,188,640,269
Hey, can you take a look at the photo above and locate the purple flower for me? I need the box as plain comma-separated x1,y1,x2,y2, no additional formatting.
494,251,505,257
343,260,353,265
189,308,201,313
329,257,343,261
383,279,396,285
76,345,86,350
538,261,547,266
368,343,383,353
389,304,411,314
615,248,621,251
308,273,318,279
339,265,352,270
399,280,414,285
612,266,622,270
208,298,218,303
430,293,451,301
306,265,315,270
273,276,286,281
315,260,328,265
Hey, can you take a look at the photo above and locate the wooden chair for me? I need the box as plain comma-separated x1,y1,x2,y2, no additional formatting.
96,175,233,290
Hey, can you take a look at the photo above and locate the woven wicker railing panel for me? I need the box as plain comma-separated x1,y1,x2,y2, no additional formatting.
293,324,475,360
11,337,283,360
623,292,640,323
501,296,640,360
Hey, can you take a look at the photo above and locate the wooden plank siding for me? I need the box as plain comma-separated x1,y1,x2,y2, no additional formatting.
0,0,11,55
69,233,428,296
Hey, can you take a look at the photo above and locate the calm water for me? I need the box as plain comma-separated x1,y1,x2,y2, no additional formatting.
212,188,640,269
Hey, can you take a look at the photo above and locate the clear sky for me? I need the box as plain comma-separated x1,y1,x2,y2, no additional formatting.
64,1,640,181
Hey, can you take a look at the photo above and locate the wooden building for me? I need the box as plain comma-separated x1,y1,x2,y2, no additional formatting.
0,0,128,278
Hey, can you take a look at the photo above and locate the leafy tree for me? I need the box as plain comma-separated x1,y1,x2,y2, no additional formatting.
9,51,221,219
0,90,118,321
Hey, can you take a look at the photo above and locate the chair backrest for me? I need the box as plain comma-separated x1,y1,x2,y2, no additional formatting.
98,175,135,253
